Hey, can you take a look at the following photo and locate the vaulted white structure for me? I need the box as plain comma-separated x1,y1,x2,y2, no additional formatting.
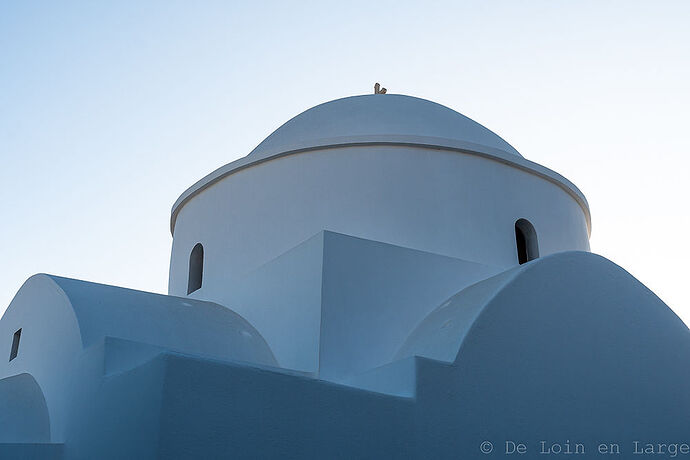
1,93,687,459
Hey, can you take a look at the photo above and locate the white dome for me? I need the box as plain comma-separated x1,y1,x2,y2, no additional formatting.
170,93,591,236
249,94,522,159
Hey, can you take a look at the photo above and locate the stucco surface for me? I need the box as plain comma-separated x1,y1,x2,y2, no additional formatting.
399,251,690,366
169,96,590,236
169,146,590,299
249,94,522,159
0,274,277,443
215,231,500,375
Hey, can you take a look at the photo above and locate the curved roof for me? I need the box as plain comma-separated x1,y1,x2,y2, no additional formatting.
395,251,688,364
249,94,522,160
6,274,278,368
170,94,591,235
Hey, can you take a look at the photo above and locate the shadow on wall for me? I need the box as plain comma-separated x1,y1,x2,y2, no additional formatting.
0,373,51,442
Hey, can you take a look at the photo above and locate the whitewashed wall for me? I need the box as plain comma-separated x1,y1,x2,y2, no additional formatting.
169,145,590,300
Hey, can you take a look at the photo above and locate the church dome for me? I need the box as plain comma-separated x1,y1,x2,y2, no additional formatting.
170,92,590,239
248,94,522,160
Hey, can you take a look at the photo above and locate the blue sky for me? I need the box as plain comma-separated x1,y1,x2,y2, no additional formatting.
1,1,688,324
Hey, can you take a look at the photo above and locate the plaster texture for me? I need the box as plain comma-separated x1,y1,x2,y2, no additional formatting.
168,145,590,301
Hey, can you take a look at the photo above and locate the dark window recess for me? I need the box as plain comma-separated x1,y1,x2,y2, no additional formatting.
187,243,204,294
9,328,21,361
515,219,539,264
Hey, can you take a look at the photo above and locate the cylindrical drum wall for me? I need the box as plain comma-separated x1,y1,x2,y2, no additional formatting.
168,145,590,299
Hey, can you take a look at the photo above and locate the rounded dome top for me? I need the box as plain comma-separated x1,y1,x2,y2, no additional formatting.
249,94,522,159
170,93,591,236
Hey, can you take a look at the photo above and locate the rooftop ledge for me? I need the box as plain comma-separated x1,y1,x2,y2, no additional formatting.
169,135,591,237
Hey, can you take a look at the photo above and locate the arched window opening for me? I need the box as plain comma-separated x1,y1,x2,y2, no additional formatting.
515,219,539,265
187,243,204,294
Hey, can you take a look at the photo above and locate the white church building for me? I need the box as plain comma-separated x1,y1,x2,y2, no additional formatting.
1,92,688,459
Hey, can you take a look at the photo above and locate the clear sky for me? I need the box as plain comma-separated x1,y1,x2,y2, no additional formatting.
1,1,688,324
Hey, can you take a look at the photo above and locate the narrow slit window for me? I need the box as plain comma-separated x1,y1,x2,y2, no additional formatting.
9,328,21,361
515,219,539,264
187,243,204,294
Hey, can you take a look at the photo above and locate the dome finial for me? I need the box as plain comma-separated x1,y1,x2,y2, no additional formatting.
374,82,387,94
